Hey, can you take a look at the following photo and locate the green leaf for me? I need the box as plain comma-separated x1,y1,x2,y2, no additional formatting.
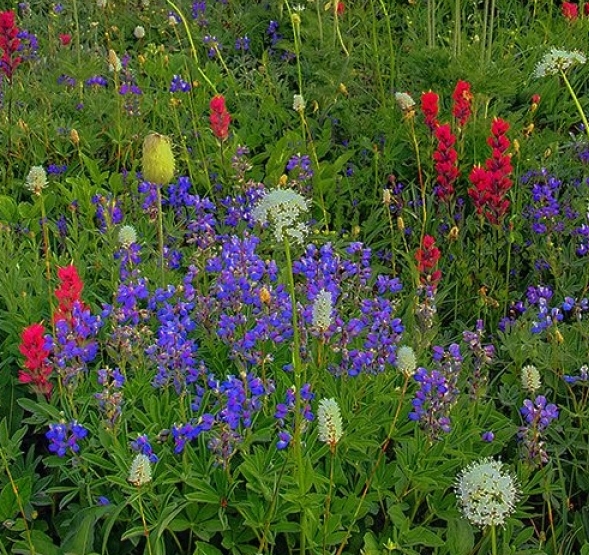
446,518,474,555
17,398,63,423
121,525,149,541
185,479,222,505
61,512,96,555
80,153,109,186
0,195,18,222
361,531,382,555
12,530,63,555
193,541,224,555
402,526,445,547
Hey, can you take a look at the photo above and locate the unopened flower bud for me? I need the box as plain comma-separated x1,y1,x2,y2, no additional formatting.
70,128,80,145
142,133,175,185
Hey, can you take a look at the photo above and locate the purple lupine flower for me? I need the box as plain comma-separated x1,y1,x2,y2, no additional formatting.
46,420,88,457
172,414,215,454
274,384,315,449
408,367,454,440
481,431,495,442
85,75,108,88
46,301,103,387
564,364,589,384
235,36,250,51
192,1,208,26
518,395,559,467
95,367,125,428
462,319,495,399
169,74,192,93
203,34,222,58
92,194,123,232
17,29,38,61
57,74,76,87
266,19,282,53
47,164,67,175
130,434,159,464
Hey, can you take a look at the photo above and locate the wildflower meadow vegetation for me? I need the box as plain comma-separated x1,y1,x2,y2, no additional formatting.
2,0,589,554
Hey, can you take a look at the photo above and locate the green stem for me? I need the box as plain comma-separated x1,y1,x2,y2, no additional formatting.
283,237,307,555
322,450,336,555
335,374,410,555
408,117,426,242
377,0,395,91
490,524,497,555
369,0,385,104
486,0,496,63
164,0,217,93
137,491,154,555
480,0,489,65
453,0,461,57
39,194,55,329
0,447,35,555
72,0,81,66
156,183,165,286
561,71,589,143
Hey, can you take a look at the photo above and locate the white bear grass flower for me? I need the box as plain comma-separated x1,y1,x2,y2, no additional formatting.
456,458,519,528
533,48,586,79
251,188,309,245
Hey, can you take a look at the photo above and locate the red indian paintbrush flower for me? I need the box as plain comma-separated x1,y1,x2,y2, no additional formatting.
433,123,459,202
467,117,513,225
452,80,473,128
421,90,440,132
18,323,53,398
209,94,231,141
0,10,22,81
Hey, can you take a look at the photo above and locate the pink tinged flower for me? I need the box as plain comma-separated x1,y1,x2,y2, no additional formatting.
209,94,231,141
562,2,578,20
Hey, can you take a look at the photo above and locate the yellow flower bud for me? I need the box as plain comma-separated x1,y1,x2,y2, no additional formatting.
70,129,80,145
142,133,175,185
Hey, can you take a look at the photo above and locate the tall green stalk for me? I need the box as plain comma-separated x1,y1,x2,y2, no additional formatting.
560,70,589,143
0,447,36,555
283,236,308,555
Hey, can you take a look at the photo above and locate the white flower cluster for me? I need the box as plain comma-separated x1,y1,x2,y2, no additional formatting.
394,92,416,113
521,364,541,392
317,398,343,447
128,453,152,486
118,225,138,247
312,289,333,331
533,48,586,78
396,345,417,377
25,166,47,195
456,458,519,527
252,188,309,245
293,94,306,113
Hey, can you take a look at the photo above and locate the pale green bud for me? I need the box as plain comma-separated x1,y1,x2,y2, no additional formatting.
142,133,175,185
